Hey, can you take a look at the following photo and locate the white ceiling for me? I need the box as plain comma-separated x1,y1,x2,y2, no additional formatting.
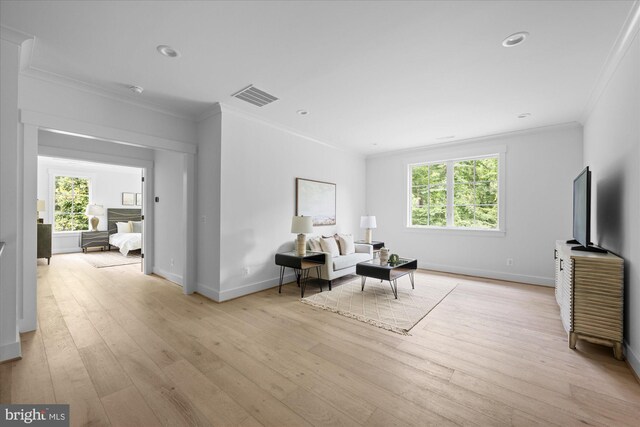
1,1,635,154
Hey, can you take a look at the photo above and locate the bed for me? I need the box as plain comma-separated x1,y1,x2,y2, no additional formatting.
107,208,142,256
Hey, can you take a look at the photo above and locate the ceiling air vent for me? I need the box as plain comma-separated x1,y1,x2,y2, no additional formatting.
231,84,278,107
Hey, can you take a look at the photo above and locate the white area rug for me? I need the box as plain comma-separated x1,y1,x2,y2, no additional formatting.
301,276,457,335
82,250,141,268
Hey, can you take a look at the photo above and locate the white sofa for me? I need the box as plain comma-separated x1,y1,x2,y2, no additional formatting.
308,239,373,289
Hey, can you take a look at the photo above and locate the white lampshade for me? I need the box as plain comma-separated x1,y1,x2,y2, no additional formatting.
291,216,313,234
85,204,105,216
360,215,377,229
36,199,46,212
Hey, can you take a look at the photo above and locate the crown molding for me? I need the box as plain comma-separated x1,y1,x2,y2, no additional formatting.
0,25,33,45
581,0,640,123
196,103,223,122
20,64,196,122
365,122,582,160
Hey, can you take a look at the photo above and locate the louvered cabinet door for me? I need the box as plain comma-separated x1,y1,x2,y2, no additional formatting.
554,241,624,360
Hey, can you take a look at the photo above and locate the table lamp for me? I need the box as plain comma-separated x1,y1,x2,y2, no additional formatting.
291,215,313,256
36,199,45,222
85,204,105,231
360,215,377,244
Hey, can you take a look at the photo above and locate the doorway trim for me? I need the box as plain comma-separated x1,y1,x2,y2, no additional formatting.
20,109,197,332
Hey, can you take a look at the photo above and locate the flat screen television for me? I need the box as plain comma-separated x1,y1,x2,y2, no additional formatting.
570,166,606,253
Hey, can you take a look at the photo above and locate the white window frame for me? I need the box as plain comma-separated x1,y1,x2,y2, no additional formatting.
406,148,506,236
48,170,95,234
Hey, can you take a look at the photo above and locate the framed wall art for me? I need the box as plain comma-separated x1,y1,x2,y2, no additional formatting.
295,178,336,226
136,193,142,206
122,192,135,206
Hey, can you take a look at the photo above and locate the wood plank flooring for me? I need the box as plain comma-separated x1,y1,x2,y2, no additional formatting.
1,253,639,426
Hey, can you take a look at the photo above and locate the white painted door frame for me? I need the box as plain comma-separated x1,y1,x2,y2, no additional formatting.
19,109,197,332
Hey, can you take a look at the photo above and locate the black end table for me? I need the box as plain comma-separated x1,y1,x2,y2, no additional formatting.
356,257,417,299
275,251,325,298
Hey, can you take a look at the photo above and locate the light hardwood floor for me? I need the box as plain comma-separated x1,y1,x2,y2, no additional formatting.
1,253,639,426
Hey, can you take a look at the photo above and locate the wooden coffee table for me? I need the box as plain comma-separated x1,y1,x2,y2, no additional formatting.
356,257,417,299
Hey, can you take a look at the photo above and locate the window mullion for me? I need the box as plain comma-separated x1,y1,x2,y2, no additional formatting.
448,161,453,227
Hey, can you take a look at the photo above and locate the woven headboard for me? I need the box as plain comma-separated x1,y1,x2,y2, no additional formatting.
107,208,141,235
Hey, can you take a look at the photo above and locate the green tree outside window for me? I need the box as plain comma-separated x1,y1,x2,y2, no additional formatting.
409,156,499,229
54,176,90,231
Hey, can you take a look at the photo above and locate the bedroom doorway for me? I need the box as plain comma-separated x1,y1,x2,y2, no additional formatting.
37,155,146,273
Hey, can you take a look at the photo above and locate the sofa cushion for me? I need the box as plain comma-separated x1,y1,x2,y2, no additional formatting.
333,252,371,271
320,237,340,257
338,233,355,255
308,237,322,252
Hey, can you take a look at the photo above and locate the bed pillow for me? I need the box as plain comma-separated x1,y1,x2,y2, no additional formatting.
129,221,143,233
338,234,355,255
320,237,340,257
116,221,131,234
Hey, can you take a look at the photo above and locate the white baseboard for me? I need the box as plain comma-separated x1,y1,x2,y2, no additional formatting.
152,267,183,286
625,341,640,378
196,282,219,301
418,261,554,287
196,273,297,303
0,338,21,363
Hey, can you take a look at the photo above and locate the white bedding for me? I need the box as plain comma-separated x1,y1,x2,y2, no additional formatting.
109,232,142,256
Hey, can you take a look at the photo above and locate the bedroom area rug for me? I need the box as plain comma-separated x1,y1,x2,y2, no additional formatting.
82,250,141,268
301,276,457,335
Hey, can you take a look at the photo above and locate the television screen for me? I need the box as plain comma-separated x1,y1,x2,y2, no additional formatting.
572,167,590,248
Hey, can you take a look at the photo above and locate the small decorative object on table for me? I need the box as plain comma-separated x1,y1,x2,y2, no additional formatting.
389,253,399,265
379,247,389,264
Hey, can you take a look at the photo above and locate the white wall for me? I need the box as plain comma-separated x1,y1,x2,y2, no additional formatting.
153,149,186,285
0,36,22,361
195,110,222,299
19,75,197,145
37,156,142,254
583,32,639,373
215,108,367,301
366,124,583,285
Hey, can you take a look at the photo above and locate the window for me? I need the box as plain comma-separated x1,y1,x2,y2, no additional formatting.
409,155,500,230
54,176,90,231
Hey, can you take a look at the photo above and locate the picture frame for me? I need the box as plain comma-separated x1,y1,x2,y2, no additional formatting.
122,192,135,206
296,178,336,226
136,193,142,206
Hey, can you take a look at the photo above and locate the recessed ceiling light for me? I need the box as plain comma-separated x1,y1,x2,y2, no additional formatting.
128,85,144,95
517,112,532,118
297,110,309,116
502,32,529,48
436,135,456,140
157,45,180,58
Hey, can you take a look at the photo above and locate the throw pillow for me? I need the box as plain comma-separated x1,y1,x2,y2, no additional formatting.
338,234,355,255
129,221,143,233
308,237,322,252
320,237,340,257
116,221,131,234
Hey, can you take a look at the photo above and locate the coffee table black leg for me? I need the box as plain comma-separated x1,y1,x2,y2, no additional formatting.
278,266,285,293
361,275,367,291
410,272,415,289
389,279,398,299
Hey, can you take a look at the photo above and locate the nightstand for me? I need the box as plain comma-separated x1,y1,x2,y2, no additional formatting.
80,231,110,253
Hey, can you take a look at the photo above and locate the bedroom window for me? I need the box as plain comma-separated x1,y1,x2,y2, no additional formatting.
54,176,90,231
408,154,501,231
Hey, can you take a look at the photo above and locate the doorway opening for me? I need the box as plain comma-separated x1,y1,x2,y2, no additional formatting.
37,155,145,272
